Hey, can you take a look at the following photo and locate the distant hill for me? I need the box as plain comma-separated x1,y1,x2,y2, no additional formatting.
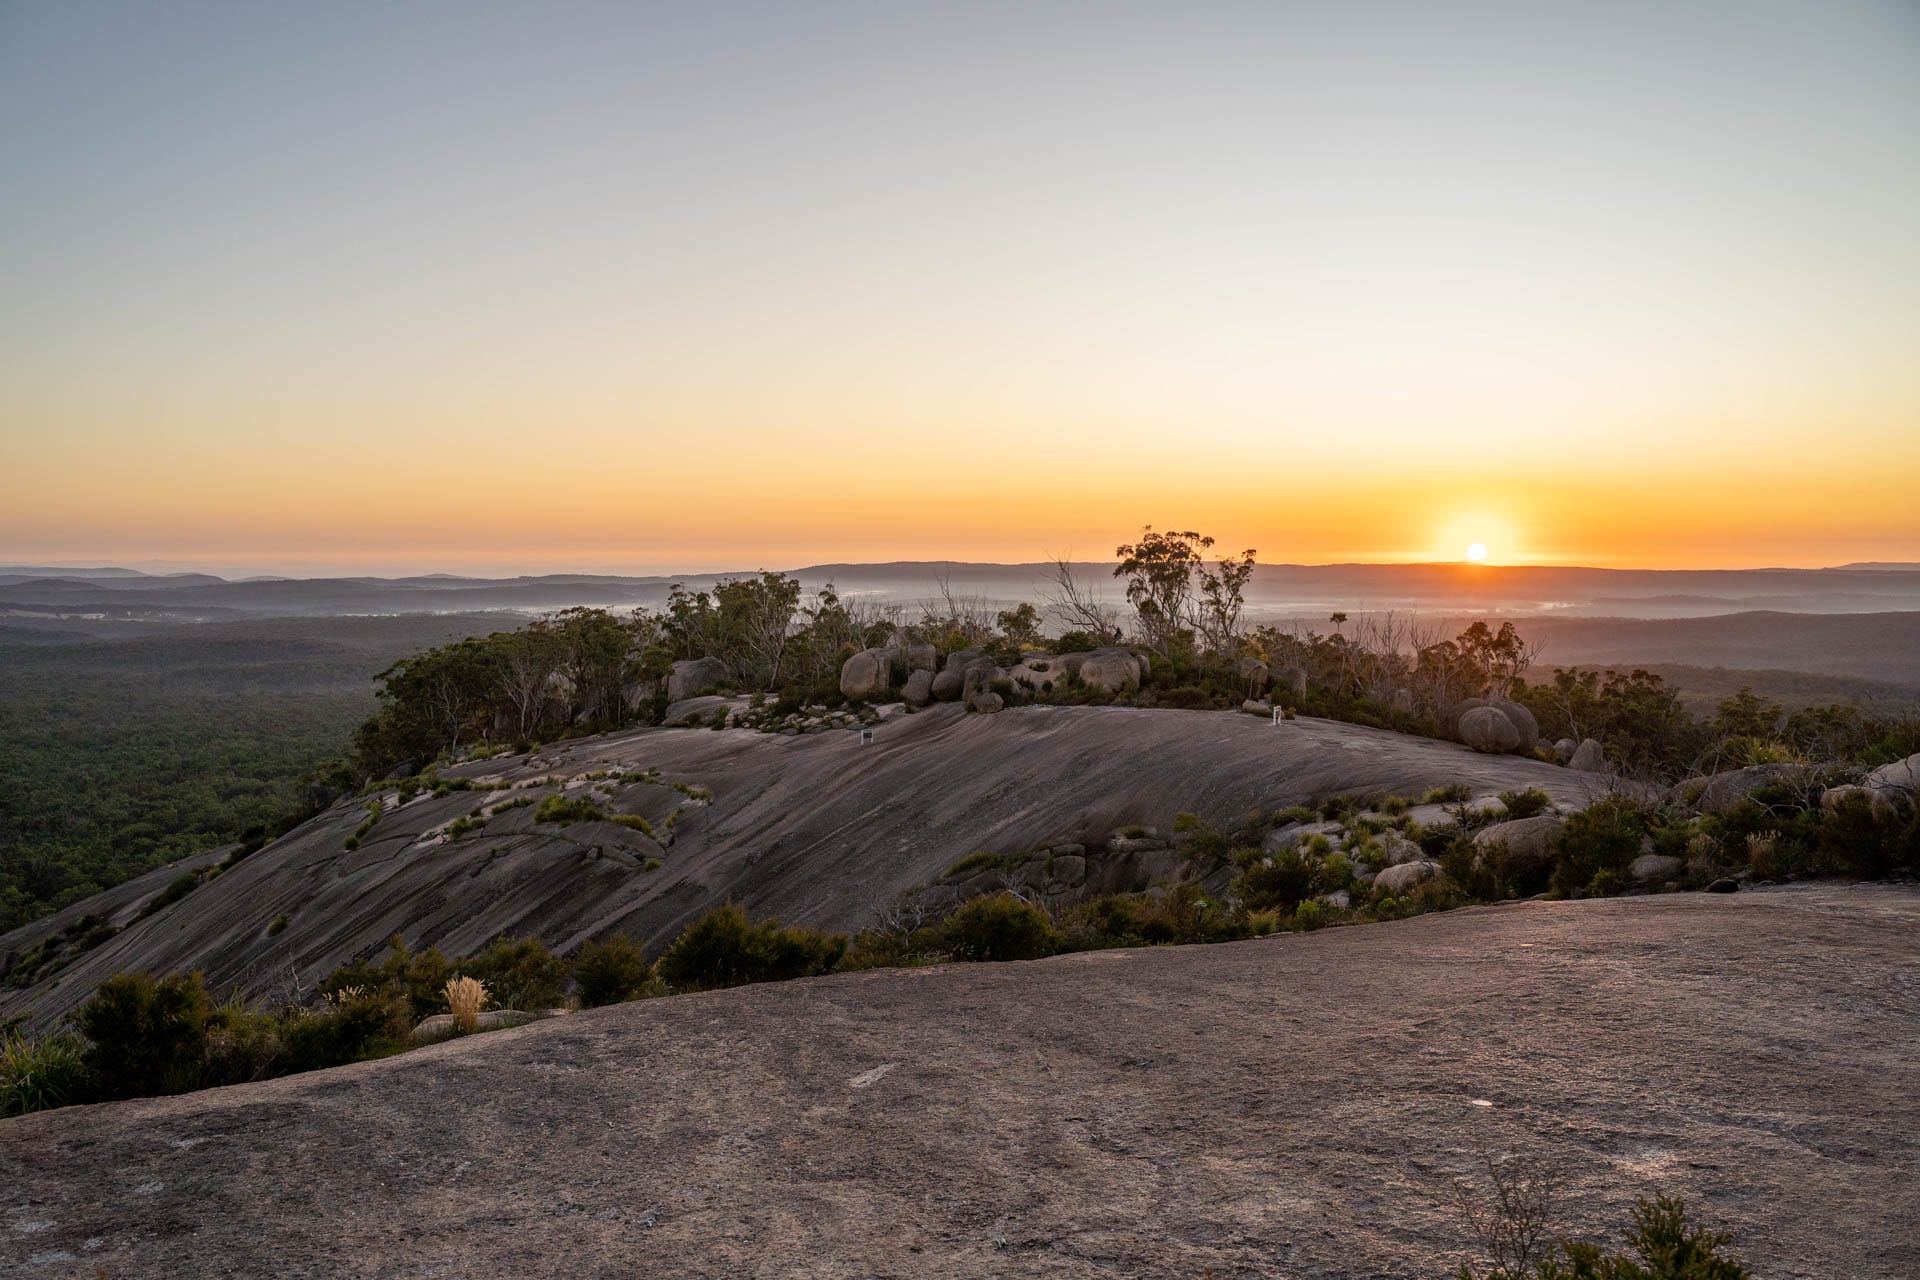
5,560,1920,623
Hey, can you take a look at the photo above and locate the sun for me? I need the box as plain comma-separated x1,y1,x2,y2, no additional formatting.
1465,542,1489,563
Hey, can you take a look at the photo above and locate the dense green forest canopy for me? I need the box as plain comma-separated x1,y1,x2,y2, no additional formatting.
0,616,502,931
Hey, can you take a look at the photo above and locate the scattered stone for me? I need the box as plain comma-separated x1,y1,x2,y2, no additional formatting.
1553,738,1577,764
901,669,935,708
1706,877,1740,894
965,689,1004,715
894,642,938,674
1820,784,1903,822
1375,832,1424,866
1863,752,1920,794
929,669,964,701
411,1009,544,1043
1674,764,1811,814
1261,821,1343,854
1459,706,1523,754
1567,738,1607,772
1009,655,1067,694
666,657,730,703
1472,815,1566,869
1077,648,1143,693
1240,699,1271,717
1317,889,1351,910
839,648,895,701
1630,853,1685,883
1489,699,1540,750
1372,860,1441,894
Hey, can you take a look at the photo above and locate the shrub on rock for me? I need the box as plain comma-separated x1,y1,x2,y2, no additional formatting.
573,934,656,1008
940,892,1058,962
76,971,212,1100
658,903,846,991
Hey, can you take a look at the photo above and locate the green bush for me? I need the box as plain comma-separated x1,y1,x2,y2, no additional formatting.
1172,812,1233,862
534,793,606,825
321,935,453,1021
279,992,411,1072
464,936,572,1010
1057,883,1255,949
658,903,847,991
76,971,213,1100
940,893,1058,962
1551,800,1648,898
1817,790,1919,879
1234,848,1319,913
1292,899,1327,931
1498,788,1553,819
136,871,202,920
0,1030,89,1116
573,934,656,1007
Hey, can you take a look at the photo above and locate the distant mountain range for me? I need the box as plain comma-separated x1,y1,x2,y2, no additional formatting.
4,560,1918,623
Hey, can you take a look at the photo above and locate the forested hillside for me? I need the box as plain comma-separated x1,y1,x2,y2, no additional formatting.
0,616,501,929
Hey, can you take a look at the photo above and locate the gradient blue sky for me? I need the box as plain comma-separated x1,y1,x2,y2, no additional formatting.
3,1,1917,573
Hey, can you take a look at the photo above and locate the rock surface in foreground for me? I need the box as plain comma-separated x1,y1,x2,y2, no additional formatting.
8,886,1914,1279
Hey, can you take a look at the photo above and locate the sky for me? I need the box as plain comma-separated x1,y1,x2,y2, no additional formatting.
2,1,1917,576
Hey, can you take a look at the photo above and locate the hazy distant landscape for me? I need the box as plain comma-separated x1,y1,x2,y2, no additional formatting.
10,559,1920,621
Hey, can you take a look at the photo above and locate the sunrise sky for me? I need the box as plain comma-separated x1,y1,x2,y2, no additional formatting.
3,1,1917,575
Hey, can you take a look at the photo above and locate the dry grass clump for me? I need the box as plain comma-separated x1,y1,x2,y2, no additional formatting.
444,976,489,1033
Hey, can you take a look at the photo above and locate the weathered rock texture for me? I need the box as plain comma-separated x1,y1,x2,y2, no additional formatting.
6,886,1914,1278
0,707,1624,1032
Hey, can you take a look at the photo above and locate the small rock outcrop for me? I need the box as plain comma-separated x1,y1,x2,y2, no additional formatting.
1448,699,1537,755
411,1009,545,1044
1373,860,1441,894
1629,853,1684,883
1460,706,1524,755
1553,738,1577,764
1491,699,1540,750
839,648,895,701
1472,815,1566,869
1375,832,1424,867
1820,753,1920,821
1262,821,1343,855
1077,648,1144,693
667,657,730,703
901,669,935,708
1566,739,1607,773
896,642,938,674
1673,764,1811,814
1864,752,1920,792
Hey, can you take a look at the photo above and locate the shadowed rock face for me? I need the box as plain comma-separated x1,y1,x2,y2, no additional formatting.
0,707,1621,1030
3,885,1915,1278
